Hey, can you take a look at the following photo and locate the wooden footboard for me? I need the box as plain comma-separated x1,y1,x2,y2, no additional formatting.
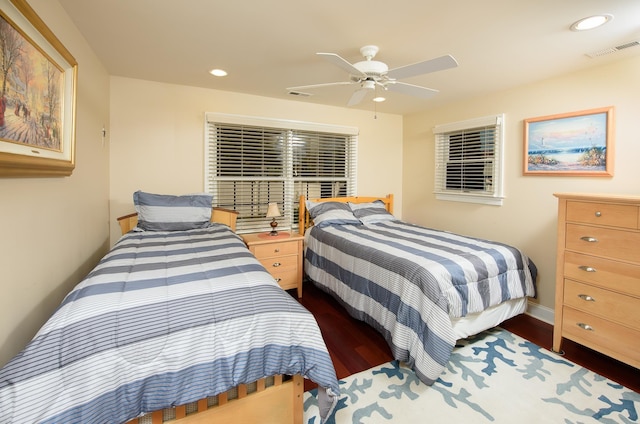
126,374,303,424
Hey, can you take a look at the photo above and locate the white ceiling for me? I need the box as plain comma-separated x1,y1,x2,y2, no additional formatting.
58,0,640,115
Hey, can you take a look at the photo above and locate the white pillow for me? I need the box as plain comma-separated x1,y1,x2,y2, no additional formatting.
133,191,213,231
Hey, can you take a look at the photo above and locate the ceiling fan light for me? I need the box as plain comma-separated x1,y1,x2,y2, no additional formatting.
570,14,613,31
373,96,385,102
363,80,376,90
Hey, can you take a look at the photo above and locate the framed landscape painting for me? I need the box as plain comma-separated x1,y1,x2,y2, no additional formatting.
0,0,77,177
523,106,614,177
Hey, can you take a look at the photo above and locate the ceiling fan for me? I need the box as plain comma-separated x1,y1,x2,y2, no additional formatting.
287,45,458,106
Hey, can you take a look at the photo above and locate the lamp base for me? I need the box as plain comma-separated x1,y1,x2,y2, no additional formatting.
269,218,278,236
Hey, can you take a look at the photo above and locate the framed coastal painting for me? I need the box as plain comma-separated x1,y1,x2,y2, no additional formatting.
0,0,77,177
523,106,614,177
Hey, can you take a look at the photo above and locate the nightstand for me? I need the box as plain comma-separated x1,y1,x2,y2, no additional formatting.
241,232,304,298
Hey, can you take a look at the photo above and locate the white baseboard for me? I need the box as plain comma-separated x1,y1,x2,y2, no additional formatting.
525,301,554,325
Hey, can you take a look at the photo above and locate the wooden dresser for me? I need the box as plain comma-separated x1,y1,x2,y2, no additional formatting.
553,193,640,369
241,232,304,298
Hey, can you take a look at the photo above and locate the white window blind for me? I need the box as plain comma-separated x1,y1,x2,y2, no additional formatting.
433,114,504,206
205,113,357,232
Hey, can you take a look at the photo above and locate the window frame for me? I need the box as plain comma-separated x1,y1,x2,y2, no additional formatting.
205,113,358,233
433,113,505,206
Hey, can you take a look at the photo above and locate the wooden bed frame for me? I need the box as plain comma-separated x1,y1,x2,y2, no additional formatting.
298,194,394,234
117,207,241,234
117,208,304,424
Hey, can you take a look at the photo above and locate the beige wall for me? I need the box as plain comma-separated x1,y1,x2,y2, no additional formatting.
0,0,110,366
403,54,640,317
108,77,404,244
3,0,636,372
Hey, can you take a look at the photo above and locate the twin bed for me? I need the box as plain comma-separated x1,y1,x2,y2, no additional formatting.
0,192,537,423
0,192,339,424
300,194,537,385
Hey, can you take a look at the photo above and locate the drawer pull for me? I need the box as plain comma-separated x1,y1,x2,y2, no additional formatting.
274,248,280,253
578,265,597,273
578,294,595,302
275,278,282,282
580,236,598,243
594,211,601,217
577,323,594,331
272,262,281,267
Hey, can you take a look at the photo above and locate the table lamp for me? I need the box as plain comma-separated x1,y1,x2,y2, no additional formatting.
266,203,281,236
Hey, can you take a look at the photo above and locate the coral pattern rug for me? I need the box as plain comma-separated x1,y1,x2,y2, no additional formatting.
304,328,639,423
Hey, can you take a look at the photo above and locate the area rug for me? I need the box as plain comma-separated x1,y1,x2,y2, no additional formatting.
304,328,639,423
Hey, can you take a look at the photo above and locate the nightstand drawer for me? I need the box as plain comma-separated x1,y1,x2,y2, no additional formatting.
270,269,299,289
564,251,640,296
252,240,299,258
258,254,298,274
563,279,640,329
241,232,304,298
567,201,639,229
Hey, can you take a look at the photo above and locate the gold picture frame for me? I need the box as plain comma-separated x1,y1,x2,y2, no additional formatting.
0,0,77,177
523,106,614,177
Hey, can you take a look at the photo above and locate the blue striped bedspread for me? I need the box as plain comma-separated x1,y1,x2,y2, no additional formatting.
304,220,537,386
0,224,339,424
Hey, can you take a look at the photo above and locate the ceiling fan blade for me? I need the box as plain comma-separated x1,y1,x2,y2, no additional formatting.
287,81,354,92
347,88,369,106
317,52,367,77
385,81,439,99
386,54,458,80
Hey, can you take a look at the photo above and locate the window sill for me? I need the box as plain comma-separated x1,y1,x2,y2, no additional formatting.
435,192,504,206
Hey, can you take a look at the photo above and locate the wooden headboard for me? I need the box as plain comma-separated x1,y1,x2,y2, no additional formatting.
298,194,394,235
117,207,240,236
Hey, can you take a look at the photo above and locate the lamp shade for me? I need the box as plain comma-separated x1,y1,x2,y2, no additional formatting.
266,203,281,218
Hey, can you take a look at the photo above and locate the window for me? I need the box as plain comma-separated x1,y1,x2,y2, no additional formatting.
205,113,357,232
433,114,504,206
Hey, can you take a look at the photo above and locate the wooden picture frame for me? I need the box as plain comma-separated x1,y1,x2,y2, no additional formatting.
0,0,77,177
523,106,614,176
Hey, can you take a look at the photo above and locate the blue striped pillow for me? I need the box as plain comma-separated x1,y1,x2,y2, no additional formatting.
306,201,360,228
133,191,213,231
349,200,395,224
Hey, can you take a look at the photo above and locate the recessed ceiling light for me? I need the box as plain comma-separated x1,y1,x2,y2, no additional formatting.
570,14,613,31
373,96,386,103
209,69,228,77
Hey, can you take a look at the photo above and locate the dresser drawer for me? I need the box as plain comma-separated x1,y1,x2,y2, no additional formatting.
252,240,299,258
565,223,640,263
562,307,640,367
564,279,640,330
258,254,298,274
566,201,639,229
564,251,640,296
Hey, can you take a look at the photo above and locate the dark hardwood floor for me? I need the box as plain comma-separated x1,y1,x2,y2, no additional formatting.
297,281,640,393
